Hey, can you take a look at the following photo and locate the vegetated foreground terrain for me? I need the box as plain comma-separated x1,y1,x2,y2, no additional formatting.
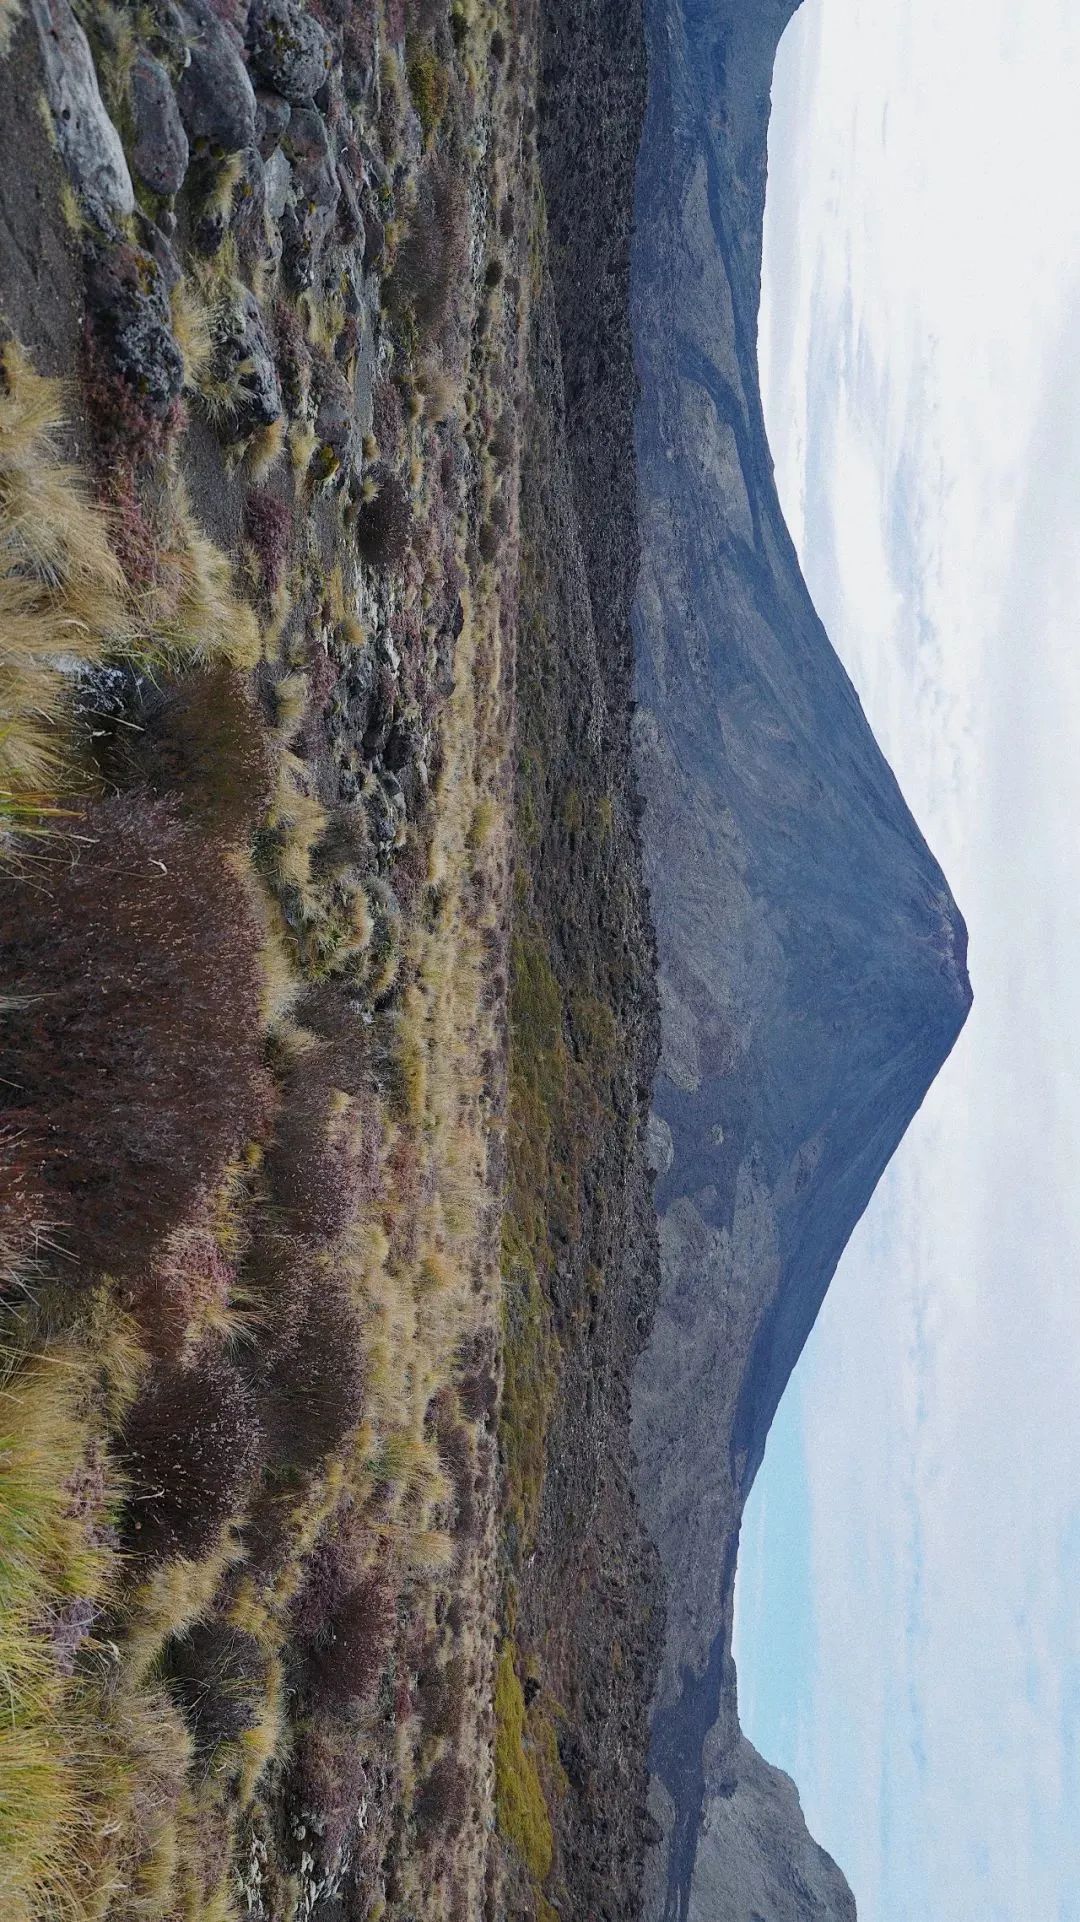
0,0,659,1917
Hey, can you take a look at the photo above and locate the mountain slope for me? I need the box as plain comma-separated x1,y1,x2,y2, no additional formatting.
629,1,972,1914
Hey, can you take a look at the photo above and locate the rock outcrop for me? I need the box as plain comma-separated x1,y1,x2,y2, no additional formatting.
629,0,972,1915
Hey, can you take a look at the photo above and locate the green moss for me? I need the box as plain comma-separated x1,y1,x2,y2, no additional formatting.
406,44,451,140
494,1643,553,1885
500,923,625,1551
561,785,583,833
500,1215,556,1546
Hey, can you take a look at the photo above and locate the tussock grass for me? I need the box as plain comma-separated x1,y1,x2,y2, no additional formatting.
0,1322,125,1922
157,490,261,668
0,345,125,832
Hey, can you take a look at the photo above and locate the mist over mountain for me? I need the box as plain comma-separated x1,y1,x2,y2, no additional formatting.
628,0,972,1915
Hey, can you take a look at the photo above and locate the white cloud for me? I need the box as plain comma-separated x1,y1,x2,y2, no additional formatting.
739,0,1080,1916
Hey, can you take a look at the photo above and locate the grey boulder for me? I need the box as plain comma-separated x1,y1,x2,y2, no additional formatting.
246,0,332,104
255,84,291,156
29,0,134,222
214,285,282,432
176,0,258,152
130,47,189,195
280,105,339,288
86,240,184,414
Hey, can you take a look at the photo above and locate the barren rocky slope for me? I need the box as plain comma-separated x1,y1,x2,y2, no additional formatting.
629,0,971,1916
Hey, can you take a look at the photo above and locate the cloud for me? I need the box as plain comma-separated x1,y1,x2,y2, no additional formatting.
739,1,1080,1917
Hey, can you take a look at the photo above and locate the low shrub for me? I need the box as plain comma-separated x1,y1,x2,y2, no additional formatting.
309,805,373,884
384,160,468,339
417,1652,466,1740
251,1229,366,1473
266,1090,354,1243
266,1070,380,1244
121,1349,261,1559
88,665,274,844
0,795,265,1283
415,1754,469,1838
457,1360,498,1427
372,376,406,461
356,467,412,571
289,1499,362,1641
304,1572,392,1710
244,488,293,596
288,1717,369,1863
294,986,376,1100
0,1134,47,1291
438,1420,476,1537
260,1259,367,1473
164,1620,269,1762
406,0,448,30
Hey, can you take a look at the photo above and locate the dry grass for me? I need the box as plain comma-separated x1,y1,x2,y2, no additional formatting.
0,1306,139,1922
0,345,125,832
156,489,261,668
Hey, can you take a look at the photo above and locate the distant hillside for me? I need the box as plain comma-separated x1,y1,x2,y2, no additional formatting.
629,1,972,1915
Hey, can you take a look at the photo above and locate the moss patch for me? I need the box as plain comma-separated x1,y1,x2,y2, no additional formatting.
493,1642,553,1886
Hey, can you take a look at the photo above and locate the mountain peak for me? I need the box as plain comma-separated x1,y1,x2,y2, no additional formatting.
630,0,970,1912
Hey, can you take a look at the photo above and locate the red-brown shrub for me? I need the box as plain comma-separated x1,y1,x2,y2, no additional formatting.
265,1074,379,1243
417,1652,466,1739
146,1216,239,1358
415,1755,469,1837
273,298,310,415
91,667,274,843
304,1571,393,1710
164,1620,269,1761
121,1349,261,1559
253,1237,367,1472
289,1718,370,1862
356,467,412,571
271,1274,366,1471
406,0,448,30
0,1132,49,1289
438,1420,476,1538
266,1090,351,1242
385,160,468,339
245,488,293,596
0,795,265,1282
457,1364,497,1426
294,987,375,1101
372,376,406,462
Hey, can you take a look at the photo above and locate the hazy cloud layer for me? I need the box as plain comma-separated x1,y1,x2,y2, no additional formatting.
735,1,1080,1916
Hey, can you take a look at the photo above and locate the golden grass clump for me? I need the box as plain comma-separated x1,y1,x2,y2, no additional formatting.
271,755,329,898
246,415,286,483
0,344,125,826
158,490,261,668
0,1333,122,1922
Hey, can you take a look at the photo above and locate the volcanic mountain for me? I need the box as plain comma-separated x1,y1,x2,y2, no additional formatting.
628,0,972,1915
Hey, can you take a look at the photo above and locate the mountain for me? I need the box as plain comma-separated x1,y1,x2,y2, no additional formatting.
628,0,973,1916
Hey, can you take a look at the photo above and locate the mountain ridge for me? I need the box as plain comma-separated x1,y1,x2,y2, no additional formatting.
629,0,971,1914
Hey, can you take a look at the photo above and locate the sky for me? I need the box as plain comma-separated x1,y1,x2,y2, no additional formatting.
733,2,1080,1918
